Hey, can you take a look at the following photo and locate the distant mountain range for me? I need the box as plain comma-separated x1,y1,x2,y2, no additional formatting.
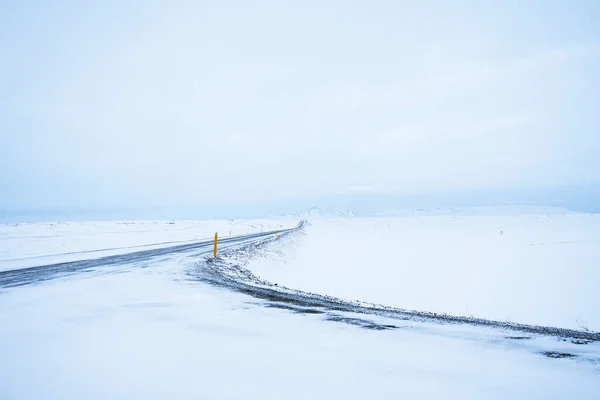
270,205,576,220
270,207,360,219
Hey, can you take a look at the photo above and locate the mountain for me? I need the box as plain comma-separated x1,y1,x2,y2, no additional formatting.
268,205,576,220
268,207,360,220
301,207,359,219
305,207,324,217
334,208,358,218
372,205,574,217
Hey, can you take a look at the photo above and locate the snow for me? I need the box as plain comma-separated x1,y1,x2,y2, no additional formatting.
271,205,572,220
1,211,599,398
0,219,292,271
1,256,599,399
272,207,360,220
246,213,600,332
373,205,574,217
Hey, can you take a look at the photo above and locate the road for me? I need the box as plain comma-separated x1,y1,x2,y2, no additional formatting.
0,222,303,288
2,218,598,353
190,239,600,344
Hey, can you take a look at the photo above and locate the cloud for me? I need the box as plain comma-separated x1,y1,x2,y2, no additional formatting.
1,1,599,210
348,185,376,193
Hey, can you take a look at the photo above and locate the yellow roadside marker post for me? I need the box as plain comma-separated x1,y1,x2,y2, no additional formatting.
276,230,279,236
213,233,218,258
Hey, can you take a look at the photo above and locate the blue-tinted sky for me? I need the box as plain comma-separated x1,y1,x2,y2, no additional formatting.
1,1,599,218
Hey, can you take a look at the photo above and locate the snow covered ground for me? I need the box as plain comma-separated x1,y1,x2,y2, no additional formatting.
1,211,599,399
1,243,599,399
246,212,600,332
0,219,291,271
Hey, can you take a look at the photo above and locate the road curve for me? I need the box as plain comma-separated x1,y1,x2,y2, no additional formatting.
188,226,600,344
0,222,304,288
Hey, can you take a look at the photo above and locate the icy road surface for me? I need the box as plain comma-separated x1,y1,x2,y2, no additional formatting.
0,219,290,271
0,227,296,288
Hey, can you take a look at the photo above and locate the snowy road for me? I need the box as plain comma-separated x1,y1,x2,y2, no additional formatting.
0,223,302,288
1,218,599,399
2,218,597,343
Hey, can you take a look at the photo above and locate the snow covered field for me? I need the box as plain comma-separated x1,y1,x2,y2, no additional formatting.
1,245,599,399
247,212,600,332
0,219,290,271
1,210,599,399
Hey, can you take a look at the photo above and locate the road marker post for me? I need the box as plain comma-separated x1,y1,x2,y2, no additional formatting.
276,230,279,236
213,232,218,258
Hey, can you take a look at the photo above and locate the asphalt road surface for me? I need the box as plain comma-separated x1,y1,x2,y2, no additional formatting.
0,223,302,288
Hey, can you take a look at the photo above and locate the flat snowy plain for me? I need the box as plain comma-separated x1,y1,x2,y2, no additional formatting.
249,212,600,332
1,209,599,399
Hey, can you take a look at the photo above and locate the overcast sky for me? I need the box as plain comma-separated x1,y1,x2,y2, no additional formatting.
1,1,599,216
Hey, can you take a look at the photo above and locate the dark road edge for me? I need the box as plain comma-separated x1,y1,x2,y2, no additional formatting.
188,228,600,342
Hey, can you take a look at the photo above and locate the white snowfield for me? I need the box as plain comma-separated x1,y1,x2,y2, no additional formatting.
0,219,289,271
3,260,599,399
1,209,599,399
247,212,600,332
